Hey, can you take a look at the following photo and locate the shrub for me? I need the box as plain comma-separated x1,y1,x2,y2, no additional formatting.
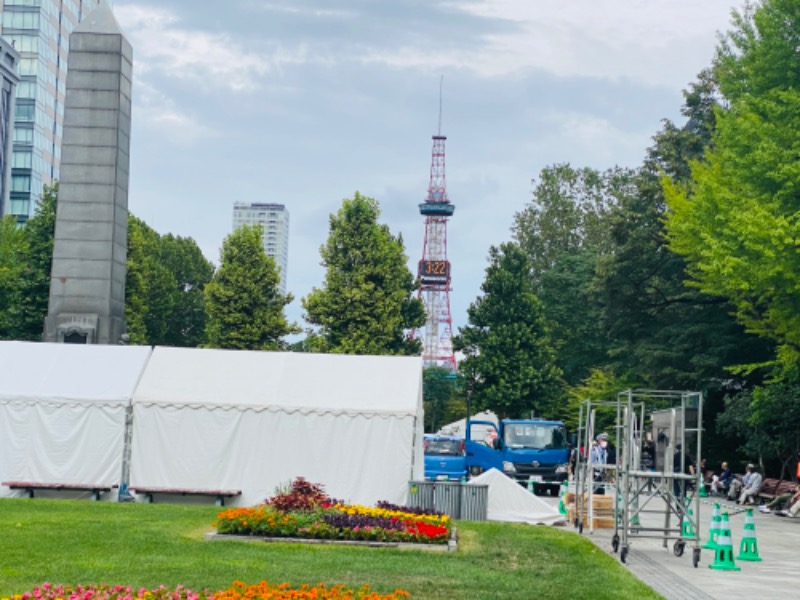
267,477,336,512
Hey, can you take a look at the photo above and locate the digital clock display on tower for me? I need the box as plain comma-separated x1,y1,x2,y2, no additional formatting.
419,260,450,285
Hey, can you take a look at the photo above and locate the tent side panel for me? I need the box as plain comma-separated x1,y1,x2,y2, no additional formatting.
0,401,126,495
129,404,416,506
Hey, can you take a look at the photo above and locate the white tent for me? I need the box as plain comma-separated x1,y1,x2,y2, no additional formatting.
129,347,424,507
0,341,152,498
468,468,564,525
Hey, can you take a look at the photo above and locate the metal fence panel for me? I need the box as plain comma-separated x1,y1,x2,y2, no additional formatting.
460,484,488,521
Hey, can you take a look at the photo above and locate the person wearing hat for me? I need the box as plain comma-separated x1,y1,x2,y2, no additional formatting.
737,463,763,505
591,433,609,465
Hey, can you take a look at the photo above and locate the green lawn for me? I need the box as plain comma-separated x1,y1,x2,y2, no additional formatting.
0,499,660,600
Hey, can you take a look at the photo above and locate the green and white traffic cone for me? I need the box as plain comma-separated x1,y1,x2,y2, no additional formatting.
558,480,568,516
682,507,696,538
736,508,762,562
709,513,740,571
703,502,721,550
699,479,709,498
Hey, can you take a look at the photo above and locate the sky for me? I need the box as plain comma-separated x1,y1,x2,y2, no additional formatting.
113,0,746,336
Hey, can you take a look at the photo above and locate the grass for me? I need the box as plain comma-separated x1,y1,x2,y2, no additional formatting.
0,499,660,600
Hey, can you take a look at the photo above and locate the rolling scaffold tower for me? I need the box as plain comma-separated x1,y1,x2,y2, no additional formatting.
411,83,457,372
574,389,704,567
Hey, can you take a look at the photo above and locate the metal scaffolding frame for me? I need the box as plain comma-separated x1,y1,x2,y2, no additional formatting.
574,390,704,567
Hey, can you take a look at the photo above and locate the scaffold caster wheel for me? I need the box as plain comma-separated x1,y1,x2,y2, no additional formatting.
578,520,584,534
673,540,685,557
612,534,620,553
620,546,629,564
692,548,701,568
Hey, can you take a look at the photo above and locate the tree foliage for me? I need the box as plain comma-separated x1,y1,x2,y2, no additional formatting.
423,367,463,433
0,216,26,338
0,184,56,340
513,165,635,386
454,243,561,419
126,217,213,346
205,224,298,350
302,193,425,355
664,0,800,375
594,69,772,392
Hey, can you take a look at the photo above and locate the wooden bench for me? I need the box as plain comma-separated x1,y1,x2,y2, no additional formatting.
129,486,241,506
756,478,796,504
2,481,117,501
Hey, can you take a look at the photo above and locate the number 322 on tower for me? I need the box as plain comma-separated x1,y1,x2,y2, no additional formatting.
419,260,450,285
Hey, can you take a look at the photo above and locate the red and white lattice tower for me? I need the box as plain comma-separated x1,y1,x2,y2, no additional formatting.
413,126,457,372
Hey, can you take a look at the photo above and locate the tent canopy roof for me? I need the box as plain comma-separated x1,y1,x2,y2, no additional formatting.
0,341,152,404
132,347,422,416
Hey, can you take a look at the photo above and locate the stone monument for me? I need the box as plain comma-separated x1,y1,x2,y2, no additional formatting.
44,1,132,344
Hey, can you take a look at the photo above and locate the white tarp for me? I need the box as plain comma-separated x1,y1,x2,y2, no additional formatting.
437,410,498,437
468,468,564,525
0,341,152,497
129,347,424,507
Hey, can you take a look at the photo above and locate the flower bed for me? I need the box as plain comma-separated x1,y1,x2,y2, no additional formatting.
213,479,450,545
3,582,408,600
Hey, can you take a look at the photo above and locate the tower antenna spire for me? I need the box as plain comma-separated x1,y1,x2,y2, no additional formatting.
438,75,444,136
411,79,457,372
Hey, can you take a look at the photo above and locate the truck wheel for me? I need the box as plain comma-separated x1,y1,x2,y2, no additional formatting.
469,466,483,477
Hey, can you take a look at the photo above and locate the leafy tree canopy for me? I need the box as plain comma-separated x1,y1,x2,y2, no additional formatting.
302,192,425,355
205,224,299,350
664,0,800,375
513,164,637,386
454,243,562,419
126,217,214,346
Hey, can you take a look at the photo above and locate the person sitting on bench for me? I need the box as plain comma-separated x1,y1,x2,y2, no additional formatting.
762,484,800,514
710,461,734,496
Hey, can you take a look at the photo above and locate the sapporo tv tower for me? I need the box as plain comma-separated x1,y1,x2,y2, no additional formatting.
413,84,457,372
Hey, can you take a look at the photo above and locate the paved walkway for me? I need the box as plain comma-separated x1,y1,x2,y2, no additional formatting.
546,494,799,599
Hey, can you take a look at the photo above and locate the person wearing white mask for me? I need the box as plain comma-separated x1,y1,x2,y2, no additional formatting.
591,433,609,490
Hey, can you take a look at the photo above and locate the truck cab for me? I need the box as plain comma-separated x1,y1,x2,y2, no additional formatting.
465,419,569,494
423,434,467,481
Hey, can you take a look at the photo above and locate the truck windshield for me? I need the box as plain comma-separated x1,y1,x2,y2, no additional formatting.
503,424,566,450
425,439,464,456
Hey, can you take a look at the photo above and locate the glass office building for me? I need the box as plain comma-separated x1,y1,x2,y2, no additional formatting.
0,0,109,223
0,36,19,213
233,202,290,295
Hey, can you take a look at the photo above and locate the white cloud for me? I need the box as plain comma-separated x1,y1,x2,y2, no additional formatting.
447,0,745,85
116,4,307,92
132,80,217,145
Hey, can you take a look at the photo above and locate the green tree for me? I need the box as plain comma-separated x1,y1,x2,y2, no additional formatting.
595,69,772,392
12,184,57,340
0,216,26,338
664,0,800,375
562,369,641,433
158,234,214,346
126,217,214,346
126,216,175,344
302,192,425,355
513,165,635,386
423,367,459,432
454,243,561,419
205,224,298,350
716,381,800,479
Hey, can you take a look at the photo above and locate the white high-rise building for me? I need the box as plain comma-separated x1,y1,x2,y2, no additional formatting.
232,202,290,295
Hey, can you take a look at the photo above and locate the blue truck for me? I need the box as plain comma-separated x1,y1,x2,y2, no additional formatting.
465,418,570,494
423,434,467,481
